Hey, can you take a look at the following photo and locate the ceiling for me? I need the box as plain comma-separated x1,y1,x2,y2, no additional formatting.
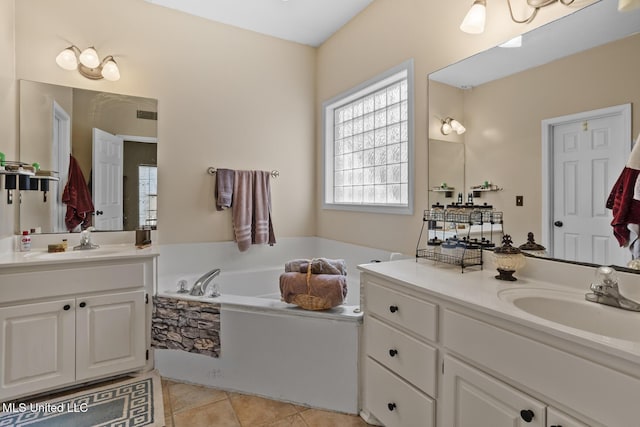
430,0,640,88
144,0,374,47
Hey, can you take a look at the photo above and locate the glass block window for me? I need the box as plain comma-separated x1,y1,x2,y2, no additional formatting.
138,165,157,229
323,60,413,215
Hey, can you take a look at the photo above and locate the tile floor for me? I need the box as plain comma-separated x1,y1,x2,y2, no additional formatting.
162,378,371,427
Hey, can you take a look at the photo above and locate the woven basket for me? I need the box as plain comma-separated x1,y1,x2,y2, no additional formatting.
290,262,333,311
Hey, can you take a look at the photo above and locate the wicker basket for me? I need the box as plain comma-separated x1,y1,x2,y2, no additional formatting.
290,264,334,311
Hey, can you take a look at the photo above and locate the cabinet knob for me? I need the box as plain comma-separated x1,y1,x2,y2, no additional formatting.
550,425,562,427
79,302,87,308
389,349,398,357
554,220,563,227
389,305,399,313
387,403,396,411
63,304,71,311
520,409,535,423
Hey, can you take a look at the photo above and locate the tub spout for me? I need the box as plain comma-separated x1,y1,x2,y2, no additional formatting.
190,268,221,296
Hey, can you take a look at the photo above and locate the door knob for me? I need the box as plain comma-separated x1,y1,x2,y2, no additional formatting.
554,220,563,227
520,409,535,423
96,210,104,216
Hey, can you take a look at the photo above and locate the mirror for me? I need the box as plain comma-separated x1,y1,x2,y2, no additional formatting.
428,0,640,268
19,80,158,233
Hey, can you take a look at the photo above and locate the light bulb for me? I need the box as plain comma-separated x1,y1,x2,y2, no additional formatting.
441,121,453,135
101,58,121,81
450,119,466,134
79,47,100,68
55,47,78,71
460,0,486,34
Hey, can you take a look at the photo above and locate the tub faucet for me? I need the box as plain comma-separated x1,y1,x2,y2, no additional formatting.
74,227,99,250
190,268,221,296
585,266,640,311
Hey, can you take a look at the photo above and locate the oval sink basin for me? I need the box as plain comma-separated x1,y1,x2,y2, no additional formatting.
498,287,640,342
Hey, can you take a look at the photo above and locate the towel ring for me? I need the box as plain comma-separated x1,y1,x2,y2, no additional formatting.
207,167,279,179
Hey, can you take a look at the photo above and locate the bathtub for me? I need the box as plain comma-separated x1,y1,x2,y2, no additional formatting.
154,237,399,414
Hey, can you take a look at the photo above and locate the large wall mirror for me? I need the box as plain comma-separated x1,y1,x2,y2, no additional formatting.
19,80,158,234
428,0,640,269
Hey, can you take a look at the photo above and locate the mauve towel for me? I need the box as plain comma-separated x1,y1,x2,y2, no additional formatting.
285,258,347,275
62,156,94,231
232,170,253,251
215,168,234,211
253,170,276,247
279,272,347,308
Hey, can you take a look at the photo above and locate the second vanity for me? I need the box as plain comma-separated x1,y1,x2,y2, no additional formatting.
358,258,640,427
0,244,158,402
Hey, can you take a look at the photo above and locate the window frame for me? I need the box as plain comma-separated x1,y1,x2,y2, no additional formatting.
321,59,414,215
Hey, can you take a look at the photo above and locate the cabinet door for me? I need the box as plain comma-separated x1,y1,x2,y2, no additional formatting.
76,290,146,381
547,407,589,427
0,299,75,400
443,355,546,427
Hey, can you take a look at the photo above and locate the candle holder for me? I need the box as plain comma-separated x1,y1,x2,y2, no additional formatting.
493,235,525,281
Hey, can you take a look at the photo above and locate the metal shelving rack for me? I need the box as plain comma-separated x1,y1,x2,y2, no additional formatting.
416,206,503,273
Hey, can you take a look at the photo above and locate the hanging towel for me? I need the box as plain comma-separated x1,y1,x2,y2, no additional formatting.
252,170,276,247
606,133,640,247
232,170,254,251
215,168,234,211
62,156,94,231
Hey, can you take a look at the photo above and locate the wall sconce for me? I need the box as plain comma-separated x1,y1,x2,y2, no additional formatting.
460,0,575,34
55,45,121,81
440,117,466,135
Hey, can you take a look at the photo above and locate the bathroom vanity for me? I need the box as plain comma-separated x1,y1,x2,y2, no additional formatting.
359,259,640,427
0,246,158,401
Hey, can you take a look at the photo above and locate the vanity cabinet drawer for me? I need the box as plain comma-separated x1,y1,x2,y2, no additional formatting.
365,280,438,342
365,357,435,427
365,315,437,397
443,309,640,427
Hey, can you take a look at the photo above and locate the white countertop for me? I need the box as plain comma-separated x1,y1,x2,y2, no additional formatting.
0,244,159,269
358,259,640,365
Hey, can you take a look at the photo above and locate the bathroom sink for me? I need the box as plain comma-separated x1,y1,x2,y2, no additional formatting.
498,287,640,342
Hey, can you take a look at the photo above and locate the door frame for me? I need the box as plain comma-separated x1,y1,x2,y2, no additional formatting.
52,101,71,233
541,103,632,258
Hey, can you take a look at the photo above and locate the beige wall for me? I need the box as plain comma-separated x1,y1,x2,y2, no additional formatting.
315,0,588,255
0,0,16,238
13,0,316,244
2,0,592,248
439,33,640,245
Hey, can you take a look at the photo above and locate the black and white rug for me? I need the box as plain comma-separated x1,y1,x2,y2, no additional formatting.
0,371,164,427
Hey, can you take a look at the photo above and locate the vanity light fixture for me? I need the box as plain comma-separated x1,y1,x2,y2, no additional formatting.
460,0,575,34
55,45,121,81
440,117,466,135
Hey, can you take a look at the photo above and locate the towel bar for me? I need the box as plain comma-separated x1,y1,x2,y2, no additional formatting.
207,167,279,178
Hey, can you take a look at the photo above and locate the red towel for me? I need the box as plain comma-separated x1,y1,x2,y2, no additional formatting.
607,167,640,247
62,156,94,231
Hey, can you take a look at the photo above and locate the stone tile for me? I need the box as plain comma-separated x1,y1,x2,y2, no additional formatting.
169,381,228,413
229,392,298,426
173,399,241,427
260,413,308,427
300,408,370,427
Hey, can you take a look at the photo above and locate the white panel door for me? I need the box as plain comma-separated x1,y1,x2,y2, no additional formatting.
92,128,124,230
552,111,629,266
442,355,546,427
75,290,146,381
0,299,75,400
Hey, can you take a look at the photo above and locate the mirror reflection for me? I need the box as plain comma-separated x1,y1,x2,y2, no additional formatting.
428,0,640,268
19,80,158,233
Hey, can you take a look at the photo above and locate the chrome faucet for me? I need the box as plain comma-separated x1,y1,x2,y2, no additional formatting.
190,268,221,296
585,266,640,311
73,228,100,250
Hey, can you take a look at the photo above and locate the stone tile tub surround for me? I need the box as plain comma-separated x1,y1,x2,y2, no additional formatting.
155,237,397,414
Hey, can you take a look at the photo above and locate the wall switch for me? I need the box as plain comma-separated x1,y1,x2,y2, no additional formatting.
516,195,524,206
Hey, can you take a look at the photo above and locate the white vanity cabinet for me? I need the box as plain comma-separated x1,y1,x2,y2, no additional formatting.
0,254,156,401
360,265,640,427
